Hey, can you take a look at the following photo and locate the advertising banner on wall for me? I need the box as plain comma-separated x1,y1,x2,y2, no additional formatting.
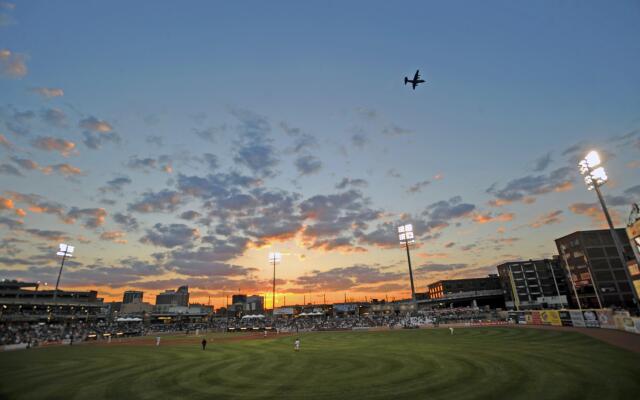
570,310,586,327
531,311,542,325
582,310,600,328
558,311,573,326
559,311,573,326
596,310,616,329
540,310,561,326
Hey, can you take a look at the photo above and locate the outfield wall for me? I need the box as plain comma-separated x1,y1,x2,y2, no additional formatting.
507,310,640,334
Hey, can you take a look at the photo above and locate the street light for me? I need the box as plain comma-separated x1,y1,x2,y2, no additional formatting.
398,224,417,306
579,150,640,310
268,252,281,312
53,243,74,303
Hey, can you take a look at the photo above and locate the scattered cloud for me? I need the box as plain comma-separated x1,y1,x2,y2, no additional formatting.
100,230,127,244
472,212,515,224
31,136,77,157
407,180,431,194
529,210,563,228
295,154,322,176
79,116,113,132
0,49,27,78
31,87,64,98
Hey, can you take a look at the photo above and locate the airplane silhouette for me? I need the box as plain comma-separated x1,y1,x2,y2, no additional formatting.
404,70,425,90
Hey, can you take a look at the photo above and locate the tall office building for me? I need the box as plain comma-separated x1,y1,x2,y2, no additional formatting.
496,258,570,310
155,285,189,306
555,229,636,309
123,290,144,304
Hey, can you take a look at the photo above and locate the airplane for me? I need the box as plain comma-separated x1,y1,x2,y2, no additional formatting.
404,70,425,90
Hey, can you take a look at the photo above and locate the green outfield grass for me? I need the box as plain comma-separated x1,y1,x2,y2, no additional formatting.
0,328,639,400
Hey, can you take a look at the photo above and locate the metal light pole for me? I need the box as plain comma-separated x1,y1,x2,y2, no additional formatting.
268,252,281,312
53,243,74,303
579,150,640,311
398,224,417,306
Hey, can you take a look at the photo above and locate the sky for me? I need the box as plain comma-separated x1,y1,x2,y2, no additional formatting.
1,0,639,307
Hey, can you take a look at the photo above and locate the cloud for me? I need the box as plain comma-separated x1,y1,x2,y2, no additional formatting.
0,216,22,229
79,116,113,132
25,228,68,242
279,121,302,136
472,212,515,224
140,223,200,248
50,163,83,177
179,210,202,221
382,124,412,136
529,210,563,228
165,244,255,276
569,202,621,226
407,180,431,194
99,176,132,194
31,87,64,98
66,207,107,228
487,166,574,205
230,107,279,177
100,230,127,244
0,133,13,151
128,189,182,213
7,158,81,178
0,163,21,176
416,263,468,273
291,264,403,292
31,136,77,157
1,106,35,136
40,108,67,127
126,155,172,173
112,212,139,231
532,152,553,172
0,49,27,78
335,177,368,190
425,196,476,222
82,131,121,149
295,155,322,176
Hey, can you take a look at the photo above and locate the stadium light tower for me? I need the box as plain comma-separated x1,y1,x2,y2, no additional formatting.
53,243,74,303
579,150,640,310
398,224,417,305
268,252,282,312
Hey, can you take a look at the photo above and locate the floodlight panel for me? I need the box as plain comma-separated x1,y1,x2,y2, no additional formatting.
59,243,68,252
398,226,405,233
591,167,607,182
406,231,414,240
399,233,406,241
405,224,413,233
585,151,601,168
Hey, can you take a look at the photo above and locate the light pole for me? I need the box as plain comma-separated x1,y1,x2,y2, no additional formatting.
579,150,640,310
53,243,74,303
268,252,281,312
398,224,417,307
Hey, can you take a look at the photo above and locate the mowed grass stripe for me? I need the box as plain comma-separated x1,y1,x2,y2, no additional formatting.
0,328,639,400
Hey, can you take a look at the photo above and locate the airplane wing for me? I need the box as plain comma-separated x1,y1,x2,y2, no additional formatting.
412,81,417,90
413,70,420,80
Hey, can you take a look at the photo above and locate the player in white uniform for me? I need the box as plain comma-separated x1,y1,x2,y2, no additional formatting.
156,336,161,346
294,338,300,351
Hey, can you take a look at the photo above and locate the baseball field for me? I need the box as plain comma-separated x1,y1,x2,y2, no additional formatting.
0,327,639,400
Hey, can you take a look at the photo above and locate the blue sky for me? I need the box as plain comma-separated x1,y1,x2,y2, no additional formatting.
1,0,639,305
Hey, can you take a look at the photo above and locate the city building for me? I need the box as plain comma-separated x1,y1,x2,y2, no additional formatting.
425,275,504,308
496,258,571,310
555,229,637,309
427,275,502,299
155,285,189,306
123,290,144,304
